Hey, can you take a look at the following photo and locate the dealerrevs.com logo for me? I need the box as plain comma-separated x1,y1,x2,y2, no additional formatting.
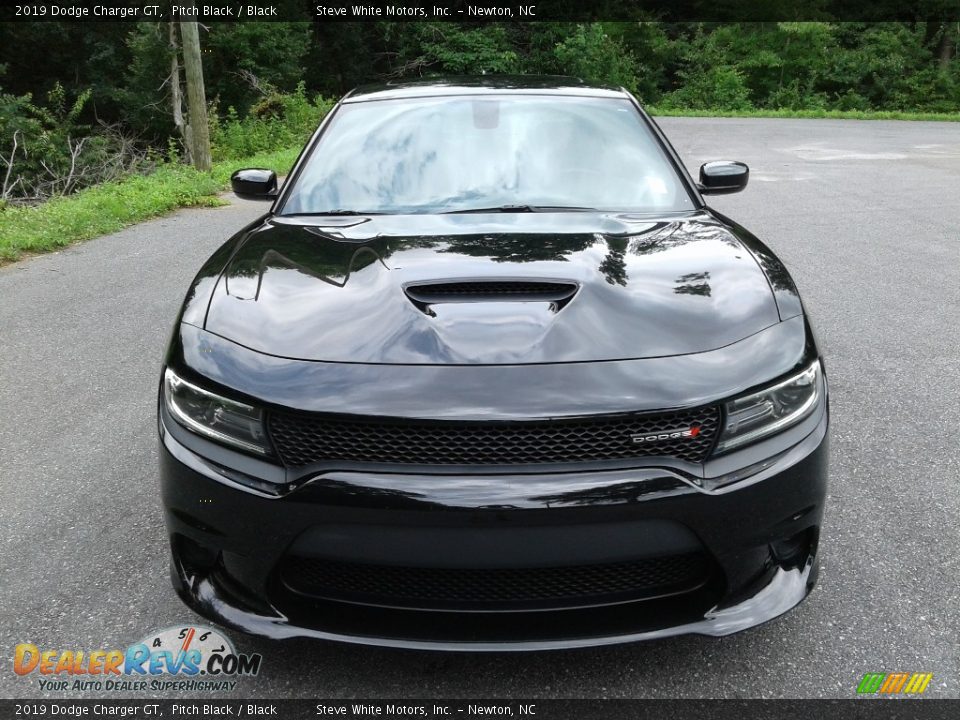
13,625,262,692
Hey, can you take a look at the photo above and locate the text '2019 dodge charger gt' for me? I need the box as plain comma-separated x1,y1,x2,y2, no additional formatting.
159,77,828,650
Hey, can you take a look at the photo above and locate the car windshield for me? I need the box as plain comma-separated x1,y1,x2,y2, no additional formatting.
280,94,695,216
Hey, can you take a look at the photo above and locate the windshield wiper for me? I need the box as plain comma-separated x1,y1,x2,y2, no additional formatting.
284,209,384,217
443,204,535,214
442,205,599,214
532,205,601,212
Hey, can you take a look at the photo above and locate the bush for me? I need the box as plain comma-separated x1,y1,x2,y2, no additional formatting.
833,89,872,111
210,84,335,161
1,83,153,204
767,80,829,111
660,66,753,111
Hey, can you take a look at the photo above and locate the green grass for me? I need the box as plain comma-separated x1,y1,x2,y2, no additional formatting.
0,146,300,264
648,107,960,121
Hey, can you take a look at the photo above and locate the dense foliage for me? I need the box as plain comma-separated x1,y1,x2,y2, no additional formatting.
0,21,957,204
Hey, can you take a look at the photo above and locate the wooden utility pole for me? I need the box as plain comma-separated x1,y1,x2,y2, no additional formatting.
179,4,211,171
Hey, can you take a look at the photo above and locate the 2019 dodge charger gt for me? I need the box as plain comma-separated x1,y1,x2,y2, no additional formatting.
158,77,829,650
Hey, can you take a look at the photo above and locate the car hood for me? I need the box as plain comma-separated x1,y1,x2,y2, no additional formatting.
202,212,781,364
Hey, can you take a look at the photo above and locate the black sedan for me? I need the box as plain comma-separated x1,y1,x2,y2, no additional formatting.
158,77,828,650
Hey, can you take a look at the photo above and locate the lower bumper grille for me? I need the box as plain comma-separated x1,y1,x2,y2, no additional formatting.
279,553,711,611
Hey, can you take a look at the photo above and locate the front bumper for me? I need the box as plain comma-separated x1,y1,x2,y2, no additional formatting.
159,399,828,651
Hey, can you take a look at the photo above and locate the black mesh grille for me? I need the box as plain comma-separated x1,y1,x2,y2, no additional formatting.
280,553,711,610
268,406,720,468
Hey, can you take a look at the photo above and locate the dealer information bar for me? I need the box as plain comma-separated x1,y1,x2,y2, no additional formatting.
3,0,956,22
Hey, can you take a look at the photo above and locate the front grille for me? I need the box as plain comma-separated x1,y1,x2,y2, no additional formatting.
279,553,711,610
268,406,720,468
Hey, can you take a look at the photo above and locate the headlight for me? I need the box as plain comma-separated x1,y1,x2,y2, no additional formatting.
163,368,270,455
715,360,822,454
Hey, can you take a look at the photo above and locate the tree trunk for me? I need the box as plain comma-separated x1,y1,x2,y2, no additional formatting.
168,22,190,164
179,6,211,171
937,23,955,72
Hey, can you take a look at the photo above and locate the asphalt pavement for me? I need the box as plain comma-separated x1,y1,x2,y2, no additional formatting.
1,118,958,699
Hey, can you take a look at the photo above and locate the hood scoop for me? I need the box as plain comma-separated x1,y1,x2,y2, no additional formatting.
405,280,578,312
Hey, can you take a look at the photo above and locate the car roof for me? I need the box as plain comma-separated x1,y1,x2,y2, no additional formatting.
342,76,631,103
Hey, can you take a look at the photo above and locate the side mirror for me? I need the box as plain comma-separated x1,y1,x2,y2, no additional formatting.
231,168,278,200
698,161,749,195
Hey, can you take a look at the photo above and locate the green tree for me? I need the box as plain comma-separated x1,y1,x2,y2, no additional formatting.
552,24,640,93
396,23,522,76
203,23,312,109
